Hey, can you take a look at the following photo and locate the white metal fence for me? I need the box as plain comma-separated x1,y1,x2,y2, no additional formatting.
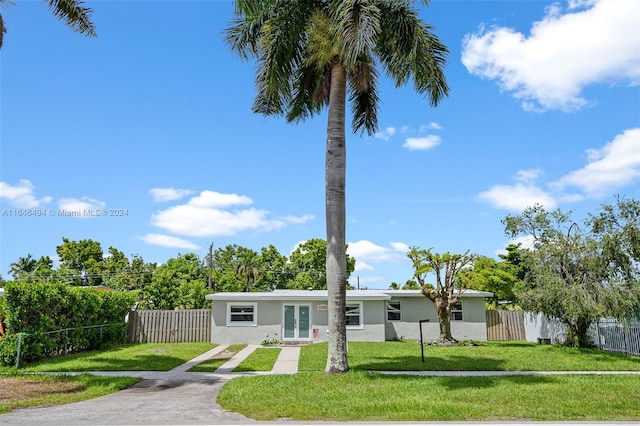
590,319,640,356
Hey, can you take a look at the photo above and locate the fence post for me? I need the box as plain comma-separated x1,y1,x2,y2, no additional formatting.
15,333,24,369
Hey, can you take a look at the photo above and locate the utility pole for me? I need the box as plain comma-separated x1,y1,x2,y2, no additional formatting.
207,242,214,290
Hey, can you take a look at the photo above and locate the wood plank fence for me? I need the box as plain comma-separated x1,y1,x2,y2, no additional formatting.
486,310,526,341
127,309,211,343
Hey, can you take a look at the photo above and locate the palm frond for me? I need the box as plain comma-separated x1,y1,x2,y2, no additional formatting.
47,0,96,37
286,62,330,123
348,59,380,135
0,13,6,49
375,0,448,106
330,0,381,67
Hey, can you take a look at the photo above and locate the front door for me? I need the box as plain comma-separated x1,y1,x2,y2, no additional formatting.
283,304,311,340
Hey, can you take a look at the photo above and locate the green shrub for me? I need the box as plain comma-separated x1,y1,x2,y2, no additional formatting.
0,281,137,366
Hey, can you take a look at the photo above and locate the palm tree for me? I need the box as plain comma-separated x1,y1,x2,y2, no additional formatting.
9,254,37,279
226,0,448,373
0,0,96,49
237,250,261,292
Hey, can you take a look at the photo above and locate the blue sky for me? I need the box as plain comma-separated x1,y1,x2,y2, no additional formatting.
1,0,639,289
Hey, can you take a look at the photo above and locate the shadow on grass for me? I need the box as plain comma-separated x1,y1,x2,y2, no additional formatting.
352,354,506,372
362,370,552,390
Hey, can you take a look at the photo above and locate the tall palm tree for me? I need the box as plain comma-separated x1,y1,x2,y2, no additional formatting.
226,0,448,373
9,254,37,279
0,0,96,49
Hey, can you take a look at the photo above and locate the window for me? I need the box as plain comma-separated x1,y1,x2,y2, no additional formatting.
386,300,401,321
345,302,363,329
450,302,463,321
227,303,257,326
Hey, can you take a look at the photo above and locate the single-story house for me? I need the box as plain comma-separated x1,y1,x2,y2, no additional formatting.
206,289,493,345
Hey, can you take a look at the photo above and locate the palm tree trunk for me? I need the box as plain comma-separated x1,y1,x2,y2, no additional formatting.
325,58,349,374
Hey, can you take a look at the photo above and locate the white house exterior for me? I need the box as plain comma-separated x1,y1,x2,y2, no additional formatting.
206,289,492,345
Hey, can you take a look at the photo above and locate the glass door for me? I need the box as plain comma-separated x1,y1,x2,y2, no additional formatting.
282,304,311,340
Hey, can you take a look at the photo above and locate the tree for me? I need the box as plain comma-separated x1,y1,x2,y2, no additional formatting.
503,201,640,347
287,239,355,289
8,254,37,280
0,0,97,49
407,248,476,345
56,238,104,285
237,248,261,292
257,245,290,291
226,0,448,373
141,253,208,310
457,254,518,309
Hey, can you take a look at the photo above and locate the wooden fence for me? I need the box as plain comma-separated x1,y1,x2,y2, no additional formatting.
127,309,211,343
486,310,526,341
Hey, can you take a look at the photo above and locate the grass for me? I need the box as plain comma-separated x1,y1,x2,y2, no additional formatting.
18,342,216,372
218,371,640,421
299,341,640,371
187,344,247,372
0,373,141,414
234,347,281,372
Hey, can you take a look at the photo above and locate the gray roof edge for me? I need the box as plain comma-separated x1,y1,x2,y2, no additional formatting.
206,289,493,301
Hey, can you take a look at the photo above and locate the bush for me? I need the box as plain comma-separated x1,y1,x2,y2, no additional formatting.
0,281,138,365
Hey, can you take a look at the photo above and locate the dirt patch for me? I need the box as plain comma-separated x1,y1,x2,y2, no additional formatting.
0,377,84,404
210,350,235,359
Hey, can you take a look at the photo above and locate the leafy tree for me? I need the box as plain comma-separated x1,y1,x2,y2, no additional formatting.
226,0,448,373
408,248,476,344
56,238,104,285
458,254,518,309
287,239,355,290
503,200,640,347
257,245,291,291
0,0,96,49
141,253,208,310
402,279,420,290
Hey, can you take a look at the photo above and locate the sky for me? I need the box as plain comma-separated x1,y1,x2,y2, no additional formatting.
1,0,639,289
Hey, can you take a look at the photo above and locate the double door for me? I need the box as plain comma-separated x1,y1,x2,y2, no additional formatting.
283,304,310,340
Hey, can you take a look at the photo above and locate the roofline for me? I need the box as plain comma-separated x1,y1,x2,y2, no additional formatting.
206,289,493,301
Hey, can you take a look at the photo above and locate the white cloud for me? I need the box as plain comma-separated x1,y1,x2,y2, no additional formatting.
420,122,443,132
0,179,52,208
552,128,640,197
280,214,315,224
187,191,253,208
347,240,408,265
477,169,557,211
151,190,306,238
140,233,200,250
354,261,374,272
373,127,396,141
58,197,106,218
403,135,441,151
462,0,640,111
150,188,194,202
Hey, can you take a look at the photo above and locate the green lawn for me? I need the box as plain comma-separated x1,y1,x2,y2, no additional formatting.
18,342,216,372
234,347,281,372
218,371,640,421
299,341,640,371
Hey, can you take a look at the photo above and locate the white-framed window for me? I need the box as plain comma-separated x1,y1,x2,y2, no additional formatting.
226,303,257,326
345,302,363,329
450,302,463,321
386,300,401,322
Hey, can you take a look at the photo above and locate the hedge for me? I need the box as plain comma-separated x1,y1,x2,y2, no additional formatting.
0,281,138,366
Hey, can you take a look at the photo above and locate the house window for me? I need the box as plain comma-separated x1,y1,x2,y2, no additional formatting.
450,302,463,321
227,303,257,326
386,300,401,321
345,302,363,329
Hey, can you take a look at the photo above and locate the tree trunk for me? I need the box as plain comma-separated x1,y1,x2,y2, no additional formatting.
325,59,349,374
436,301,457,345
567,316,593,347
